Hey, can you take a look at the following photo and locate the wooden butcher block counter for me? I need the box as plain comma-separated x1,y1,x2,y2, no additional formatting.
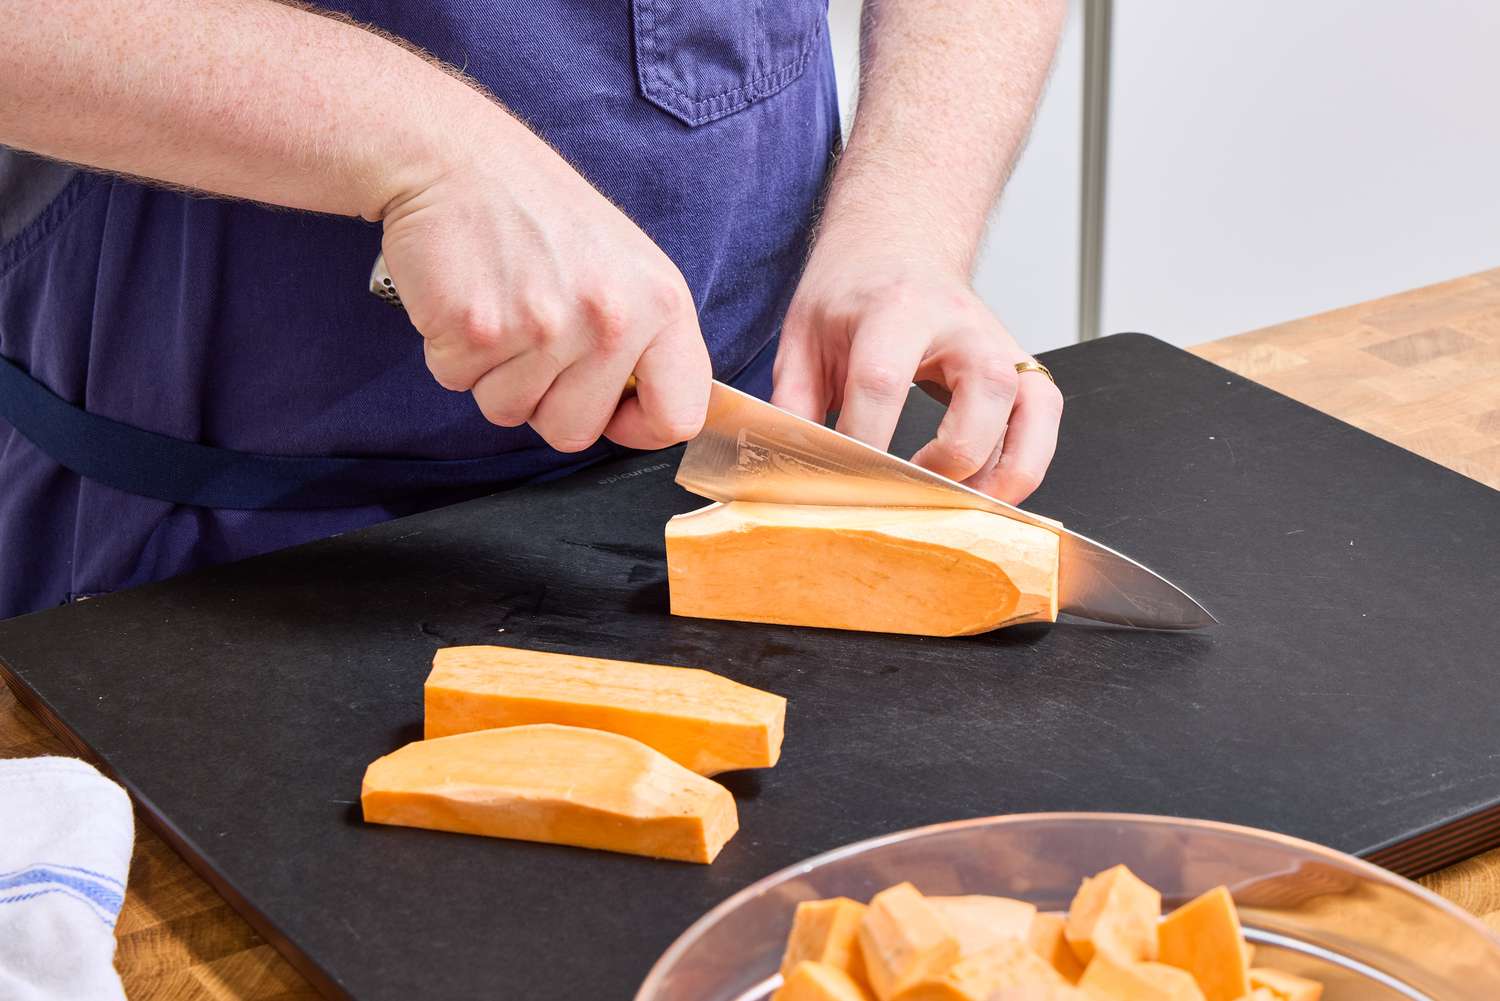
3,268,1500,999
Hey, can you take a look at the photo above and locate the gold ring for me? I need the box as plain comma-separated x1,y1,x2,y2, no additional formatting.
1015,359,1055,384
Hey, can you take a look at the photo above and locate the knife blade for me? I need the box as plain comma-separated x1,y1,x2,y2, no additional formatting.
678,380,1217,630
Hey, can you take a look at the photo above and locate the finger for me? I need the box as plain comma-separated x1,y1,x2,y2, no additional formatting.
418,304,529,393
469,349,564,428
833,316,927,451
770,325,833,422
528,352,638,453
962,439,1006,490
909,364,1017,481
605,317,712,450
968,374,1064,503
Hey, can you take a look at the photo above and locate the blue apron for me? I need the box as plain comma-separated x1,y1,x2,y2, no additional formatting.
0,1,838,618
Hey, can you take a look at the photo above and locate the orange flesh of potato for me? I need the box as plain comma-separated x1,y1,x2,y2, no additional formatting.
929,895,1038,958
771,874,1322,1001
359,724,737,863
858,883,961,1001
423,644,785,775
782,898,872,988
988,988,1093,1001
1157,886,1251,1001
1064,865,1162,964
666,502,1060,636
774,961,876,1001
988,987,1093,1001
892,940,1067,1001
1027,913,1086,983
1078,953,1206,1001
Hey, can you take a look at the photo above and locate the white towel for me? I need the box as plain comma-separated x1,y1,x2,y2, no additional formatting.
0,756,134,1001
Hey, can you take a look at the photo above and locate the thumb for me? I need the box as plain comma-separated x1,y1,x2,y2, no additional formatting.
603,315,711,451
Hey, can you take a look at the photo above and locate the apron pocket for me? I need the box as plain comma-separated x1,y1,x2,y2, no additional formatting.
631,0,826,127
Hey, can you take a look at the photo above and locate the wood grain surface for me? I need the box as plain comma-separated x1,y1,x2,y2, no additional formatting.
1193,268,1500,491
2,268,1498,997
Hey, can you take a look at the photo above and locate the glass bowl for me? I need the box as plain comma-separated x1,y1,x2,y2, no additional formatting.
636,813,1500,1001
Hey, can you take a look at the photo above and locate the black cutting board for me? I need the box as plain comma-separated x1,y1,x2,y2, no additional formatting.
3,333,1499,1001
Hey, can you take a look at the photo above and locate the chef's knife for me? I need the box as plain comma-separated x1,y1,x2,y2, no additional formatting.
369,253,1215,630
677,379,1216,630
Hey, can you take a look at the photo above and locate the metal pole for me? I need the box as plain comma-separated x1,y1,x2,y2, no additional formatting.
1078,0,1113,341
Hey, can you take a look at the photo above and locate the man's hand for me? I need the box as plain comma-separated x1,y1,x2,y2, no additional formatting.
379,122,711,453
0,0,711,454
775,0,1067,503
774,233,1062,503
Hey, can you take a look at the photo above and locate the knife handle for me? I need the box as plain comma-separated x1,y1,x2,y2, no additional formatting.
369,253,403,308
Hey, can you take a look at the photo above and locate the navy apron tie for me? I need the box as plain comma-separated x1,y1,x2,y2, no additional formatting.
0,333,779,510
0,352,610,509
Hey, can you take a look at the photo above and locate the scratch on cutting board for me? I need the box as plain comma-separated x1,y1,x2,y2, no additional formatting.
1212,569,1334,581
1066,705,1136,740
1042,672,1135,692
1088,513,1140,533
1207,434,1239,467
1366,776,1477,810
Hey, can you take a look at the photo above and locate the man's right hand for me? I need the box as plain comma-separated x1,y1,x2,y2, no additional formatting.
377,121,712,454
0,0,712,456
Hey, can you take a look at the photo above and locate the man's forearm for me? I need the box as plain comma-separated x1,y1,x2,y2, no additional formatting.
825,0,1067,273
773,0,1067,500
0,0,513,221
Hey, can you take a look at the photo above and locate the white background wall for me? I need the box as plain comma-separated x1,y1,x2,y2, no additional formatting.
827,0,1500,352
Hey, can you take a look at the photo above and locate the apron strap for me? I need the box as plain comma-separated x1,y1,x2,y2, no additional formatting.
0,353,608,509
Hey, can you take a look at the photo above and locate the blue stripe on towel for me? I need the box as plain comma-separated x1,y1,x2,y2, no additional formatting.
33,862,126,889
0,866,124,921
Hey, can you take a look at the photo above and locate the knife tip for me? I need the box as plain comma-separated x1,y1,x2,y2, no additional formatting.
1179,604,1220,630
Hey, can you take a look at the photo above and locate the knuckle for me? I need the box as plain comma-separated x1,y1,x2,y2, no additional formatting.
594,323,629,355
450,305,505,352
1001,458,1045,497
851,363,908,402
423,347,474,393
871,278,921,311
940,437,990,474
474,397,527,428
1033,382,1065,416
518,297,565,350
1011,466,1045,496
584,287,633,353
528,323,566,356
977,355,1021,394
658,412,706,444
540,427,599,454
646,271,694,320
526,332,559,360
427,366,470,393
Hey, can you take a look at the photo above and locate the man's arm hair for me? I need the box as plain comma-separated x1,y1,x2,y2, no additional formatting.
0,0,517,221
823,0,1067,273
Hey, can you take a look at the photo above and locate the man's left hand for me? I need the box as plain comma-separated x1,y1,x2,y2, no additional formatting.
772,233,1063,505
